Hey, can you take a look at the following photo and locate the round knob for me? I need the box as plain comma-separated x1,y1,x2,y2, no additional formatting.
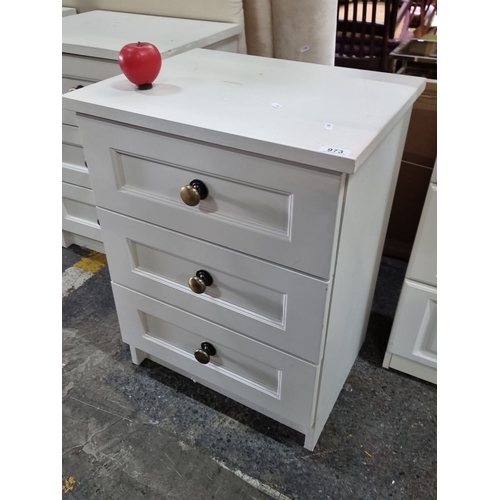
188,270,213,294
194,342,216,364
180,179,208,206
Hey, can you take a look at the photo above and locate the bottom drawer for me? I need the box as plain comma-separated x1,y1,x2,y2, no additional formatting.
112,283,319,431
62,182,101,243
388,279,437,369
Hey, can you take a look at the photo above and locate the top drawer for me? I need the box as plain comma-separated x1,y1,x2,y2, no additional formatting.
77,116,344,278
62,54,122,82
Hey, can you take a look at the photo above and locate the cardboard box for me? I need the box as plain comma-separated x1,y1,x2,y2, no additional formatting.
383,79,437,260
402,80,437,168
384,160,433,260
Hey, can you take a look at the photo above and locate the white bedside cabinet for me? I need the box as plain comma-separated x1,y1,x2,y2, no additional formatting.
383,161,437,384
62,10,241,253
63,49,425,450
62,7,77,17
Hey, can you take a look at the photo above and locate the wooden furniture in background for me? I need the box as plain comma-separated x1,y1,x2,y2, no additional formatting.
63,49,424,450
397,0,437,42
335,0,400,72
383,63,436,260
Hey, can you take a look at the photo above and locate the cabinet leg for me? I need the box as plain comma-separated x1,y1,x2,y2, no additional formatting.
62,231,74,248
304,428,320,451
130,346,147,365
382,351,392,369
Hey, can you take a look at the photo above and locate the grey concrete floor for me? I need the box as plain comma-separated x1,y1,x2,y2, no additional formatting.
62,246,436,499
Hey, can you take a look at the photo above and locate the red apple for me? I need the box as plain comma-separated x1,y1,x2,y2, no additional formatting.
118,41,162,90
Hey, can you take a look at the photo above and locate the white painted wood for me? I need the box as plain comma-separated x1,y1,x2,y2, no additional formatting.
62,232,105,253
406,184,437,287
62,7,76,17
130,346,147,365
97,208,330,364
204,37,238,53
383,158,437,384
62,124,82,147
62,11,241,61
77,117,343,278
382,353,437,384
62,181,96,210
61,14,240,251
62,183,102,244
112,283,320,430
63,49,425,175
62,77,94,96
305,112,412,451
62,144,92,189
386,279,437,369
62,165,91,190
62,142,86,168
62,55,121,83
431,160,437,184
64,49,425,449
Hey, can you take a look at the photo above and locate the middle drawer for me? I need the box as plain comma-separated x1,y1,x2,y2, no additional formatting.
98,208,330,364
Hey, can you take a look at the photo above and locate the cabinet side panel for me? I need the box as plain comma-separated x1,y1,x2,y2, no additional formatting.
309,111,412,449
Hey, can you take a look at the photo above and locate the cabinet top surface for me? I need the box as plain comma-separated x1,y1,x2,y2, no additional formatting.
62,7,76,15
62,49,425,173
62,10,240,60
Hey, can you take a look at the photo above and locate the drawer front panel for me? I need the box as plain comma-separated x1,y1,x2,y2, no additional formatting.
112,283,319,429
62,54,121,83
78,117,343,278
62,124,82,147
62,142,86,169
389,279,437,369
62,77,94,95
62,182,101,242
62,109,78,127
62,164,92,189
62,143,92,188
407,184,437,287
99,209,329,364
62,79,91,125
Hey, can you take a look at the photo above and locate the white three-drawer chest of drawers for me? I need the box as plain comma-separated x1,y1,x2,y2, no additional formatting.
62,11,240,253
63,49,425,450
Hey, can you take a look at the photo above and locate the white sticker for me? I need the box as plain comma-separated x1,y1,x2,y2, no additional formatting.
300,45,309,53
319,146,351,157
271,103,282,108
324,123,334,130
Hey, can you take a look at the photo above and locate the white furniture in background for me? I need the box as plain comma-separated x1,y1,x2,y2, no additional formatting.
383,161,437,384
62,10,241,253
62,7,77,17
63,49,425,450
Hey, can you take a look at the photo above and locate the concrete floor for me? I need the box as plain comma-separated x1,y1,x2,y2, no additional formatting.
62,246,436,499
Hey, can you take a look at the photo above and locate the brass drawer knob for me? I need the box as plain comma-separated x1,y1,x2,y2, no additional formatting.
194,342,216,364
180,179,208,206
188,270,213,294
